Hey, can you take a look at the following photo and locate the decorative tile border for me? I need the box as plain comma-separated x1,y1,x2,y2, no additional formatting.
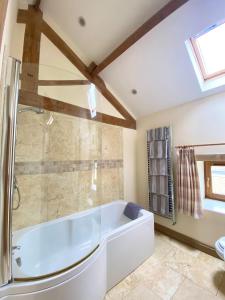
15,159,123,175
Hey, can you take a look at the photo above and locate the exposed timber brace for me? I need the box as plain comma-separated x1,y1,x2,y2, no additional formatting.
91,0,190,76
17,6,136,129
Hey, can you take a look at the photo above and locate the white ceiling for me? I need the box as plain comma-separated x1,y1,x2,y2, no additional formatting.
41,0,225,118
41,0,170,63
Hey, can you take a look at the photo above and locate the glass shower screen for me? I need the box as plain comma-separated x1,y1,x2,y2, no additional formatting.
12,63,102,280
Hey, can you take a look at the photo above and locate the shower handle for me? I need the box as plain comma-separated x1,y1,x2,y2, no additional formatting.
13,177,21,210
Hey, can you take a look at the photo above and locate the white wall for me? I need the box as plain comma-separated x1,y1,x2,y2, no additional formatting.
137,91,225,247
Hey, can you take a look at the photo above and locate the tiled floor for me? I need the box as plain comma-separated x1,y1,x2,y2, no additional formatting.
105,232,225,300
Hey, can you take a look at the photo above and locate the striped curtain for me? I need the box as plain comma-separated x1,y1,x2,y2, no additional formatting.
147,127,175,223
177,147,202,219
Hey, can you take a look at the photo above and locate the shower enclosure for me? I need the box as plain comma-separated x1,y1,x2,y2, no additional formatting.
0,56,152,300
0,57,111,285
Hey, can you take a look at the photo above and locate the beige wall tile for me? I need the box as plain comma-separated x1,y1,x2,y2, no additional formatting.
100,168,124,204
46,114,79,161
45,172,76,219
16,111,46,162
102,124,123,160
12,175,48,230
79,119,102,160
13,109,124,231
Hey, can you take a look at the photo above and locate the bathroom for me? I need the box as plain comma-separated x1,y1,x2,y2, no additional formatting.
0,0,225,299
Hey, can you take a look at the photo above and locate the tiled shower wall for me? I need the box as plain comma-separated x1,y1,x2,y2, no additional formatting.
13,108,124,230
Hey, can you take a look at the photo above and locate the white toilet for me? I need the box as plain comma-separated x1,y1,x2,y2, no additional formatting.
215,237,225,260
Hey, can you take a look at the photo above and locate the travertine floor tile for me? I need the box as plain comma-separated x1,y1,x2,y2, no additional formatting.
106,280,132,300
155,231,200,257
162,246,196,277
105,232,225,300
147,263,184,300
155,231,170,241
130,255,184,300
153,233,174,260
167,237,200,257
185,252,224,295
124,284,162,300
172,278,218,300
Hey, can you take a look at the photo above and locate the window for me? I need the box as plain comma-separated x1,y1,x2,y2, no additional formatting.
191,21,225,80
205,161,225,201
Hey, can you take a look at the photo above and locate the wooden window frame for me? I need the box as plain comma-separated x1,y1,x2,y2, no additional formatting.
204,161,225,202
190,25,225,81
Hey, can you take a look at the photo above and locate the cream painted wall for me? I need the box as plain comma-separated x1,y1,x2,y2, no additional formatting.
0,0,19,146
123,128,137,203
0,0,19,104
0,0,18,80
137,91,225,247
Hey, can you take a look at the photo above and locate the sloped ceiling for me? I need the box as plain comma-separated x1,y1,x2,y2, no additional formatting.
41,0,225,118
41,0,171,63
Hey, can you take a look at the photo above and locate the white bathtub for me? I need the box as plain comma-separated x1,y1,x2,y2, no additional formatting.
0,201,154,300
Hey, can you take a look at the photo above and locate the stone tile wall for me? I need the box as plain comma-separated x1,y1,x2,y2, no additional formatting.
13,107,124,230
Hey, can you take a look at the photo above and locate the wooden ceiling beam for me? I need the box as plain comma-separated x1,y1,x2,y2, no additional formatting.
91,0,190,75
41,20,135,123
19,90,136,129
38,79,90,86
17,8,136,128
17,9,29,24
21,5,43,93
88,62,98,73
35,0,41,10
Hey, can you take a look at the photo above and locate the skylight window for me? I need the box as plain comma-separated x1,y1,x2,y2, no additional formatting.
191,21,225,80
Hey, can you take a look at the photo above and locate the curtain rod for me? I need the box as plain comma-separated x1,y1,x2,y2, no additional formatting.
175,142,225,148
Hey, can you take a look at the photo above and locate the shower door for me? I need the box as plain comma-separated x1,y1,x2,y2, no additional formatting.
11,63,103,281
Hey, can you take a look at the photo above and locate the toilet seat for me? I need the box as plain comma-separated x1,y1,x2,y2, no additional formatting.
215,237,225,260
218,237,225,249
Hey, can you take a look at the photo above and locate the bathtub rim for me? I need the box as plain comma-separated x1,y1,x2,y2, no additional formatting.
12,200,150,237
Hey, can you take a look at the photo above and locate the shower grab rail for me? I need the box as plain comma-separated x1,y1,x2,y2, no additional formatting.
13,176,21,210
0,57,21,287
